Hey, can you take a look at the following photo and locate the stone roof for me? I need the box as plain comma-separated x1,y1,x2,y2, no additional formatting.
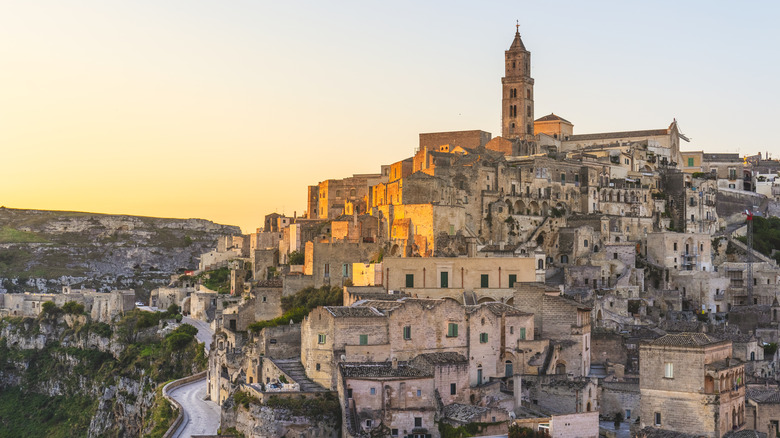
658,320,703,333
413,352,468,365
465,302,531,317
351,300,404,313
535,113,572,124
705,358,743,372
442,403,488,424
647,332,723,347
509,31,526,51
747,386,780,404
340,362,431,379
324,306,385,318
567,128,670,142
711,329,755,344
478,243,520,253
255,278,283,288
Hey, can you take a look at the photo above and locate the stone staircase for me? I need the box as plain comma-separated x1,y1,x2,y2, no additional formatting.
271,358,327,392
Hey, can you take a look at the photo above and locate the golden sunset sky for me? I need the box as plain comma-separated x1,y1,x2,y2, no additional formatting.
2,1,779,232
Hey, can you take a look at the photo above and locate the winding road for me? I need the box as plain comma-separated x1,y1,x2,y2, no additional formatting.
168,377,221,438
169,315,220,437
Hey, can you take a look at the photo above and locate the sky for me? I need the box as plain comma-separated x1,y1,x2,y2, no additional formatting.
2,1,779,233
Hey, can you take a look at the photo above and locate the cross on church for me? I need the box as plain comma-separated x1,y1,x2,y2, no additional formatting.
516,20,520,33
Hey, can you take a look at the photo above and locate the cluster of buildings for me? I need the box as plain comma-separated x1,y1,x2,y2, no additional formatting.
0,286,135,323
184,28,780,438
7,27,773,438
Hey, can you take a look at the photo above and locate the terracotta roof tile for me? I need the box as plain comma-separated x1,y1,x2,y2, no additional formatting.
648,332,723,347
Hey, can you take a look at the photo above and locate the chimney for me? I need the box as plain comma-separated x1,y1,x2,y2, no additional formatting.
513,371,522,409
392,357,398,370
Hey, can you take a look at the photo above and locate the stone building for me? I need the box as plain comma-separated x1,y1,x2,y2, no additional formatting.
0,289,134,324
303,240,382,288
381,255,540,303
746,386,780,437
513,283,592,377
639,332,746,436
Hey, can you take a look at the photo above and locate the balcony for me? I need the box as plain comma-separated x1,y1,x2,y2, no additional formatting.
714,293,725,301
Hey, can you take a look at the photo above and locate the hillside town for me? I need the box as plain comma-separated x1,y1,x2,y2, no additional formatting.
5,28,780,438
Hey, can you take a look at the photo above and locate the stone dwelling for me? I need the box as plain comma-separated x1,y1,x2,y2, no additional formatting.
0,288,134,324
639,332,746,436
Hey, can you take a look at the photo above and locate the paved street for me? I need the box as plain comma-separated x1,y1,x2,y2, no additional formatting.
169,377,221,438
182,316,214,352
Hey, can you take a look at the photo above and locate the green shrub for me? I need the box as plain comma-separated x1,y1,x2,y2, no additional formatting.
62,301,85,315
288,250,305,265
41,301,62,316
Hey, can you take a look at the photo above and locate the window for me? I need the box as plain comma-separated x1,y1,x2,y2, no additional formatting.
560,255,569,264
370,387,376,395
359,334,368,345
447,323,458,337
366,419,372,427
391,429,398,437
440,271,449,288
480,333,488,343
342,263,349,277
347,388,353,398
416,389,421,397
508,274,517,287
625,409,631,419
403,326,411,340
561,173,566,184
318,334,326,344
655,412,661,426
520,327,526,340
688,157,694,167
673,242,678,251
414,417,422,428
510,326,514,334
324,263,330,278
316,363,321,371
613,252,618,260
450,383,457,395
480,274,489,288
262,296,267,302
405,274,414,288
664,362,674,378
584,239,589,248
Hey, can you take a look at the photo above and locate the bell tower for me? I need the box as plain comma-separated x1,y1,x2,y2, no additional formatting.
502,23,535,144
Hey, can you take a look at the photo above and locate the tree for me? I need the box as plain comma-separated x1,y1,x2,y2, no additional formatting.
62,301,85,315
41,301,62,316
288,250,305,265
508,424,548,438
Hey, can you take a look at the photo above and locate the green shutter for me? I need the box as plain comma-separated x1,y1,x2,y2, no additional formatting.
520,327,526,340
441,271,449,288
359,334,367,345
509,274,517,287
481,274,489,288
405,274,414,288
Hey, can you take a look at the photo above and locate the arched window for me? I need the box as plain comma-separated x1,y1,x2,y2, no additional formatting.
505,360,513,377
584,239,589,248
538,259,544,269
560,255,569,264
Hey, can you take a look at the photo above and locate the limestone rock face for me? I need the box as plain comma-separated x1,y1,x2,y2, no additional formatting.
0,207,240,294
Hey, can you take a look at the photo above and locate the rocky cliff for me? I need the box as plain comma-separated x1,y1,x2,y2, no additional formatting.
0,309,206,437
0,207,240,295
